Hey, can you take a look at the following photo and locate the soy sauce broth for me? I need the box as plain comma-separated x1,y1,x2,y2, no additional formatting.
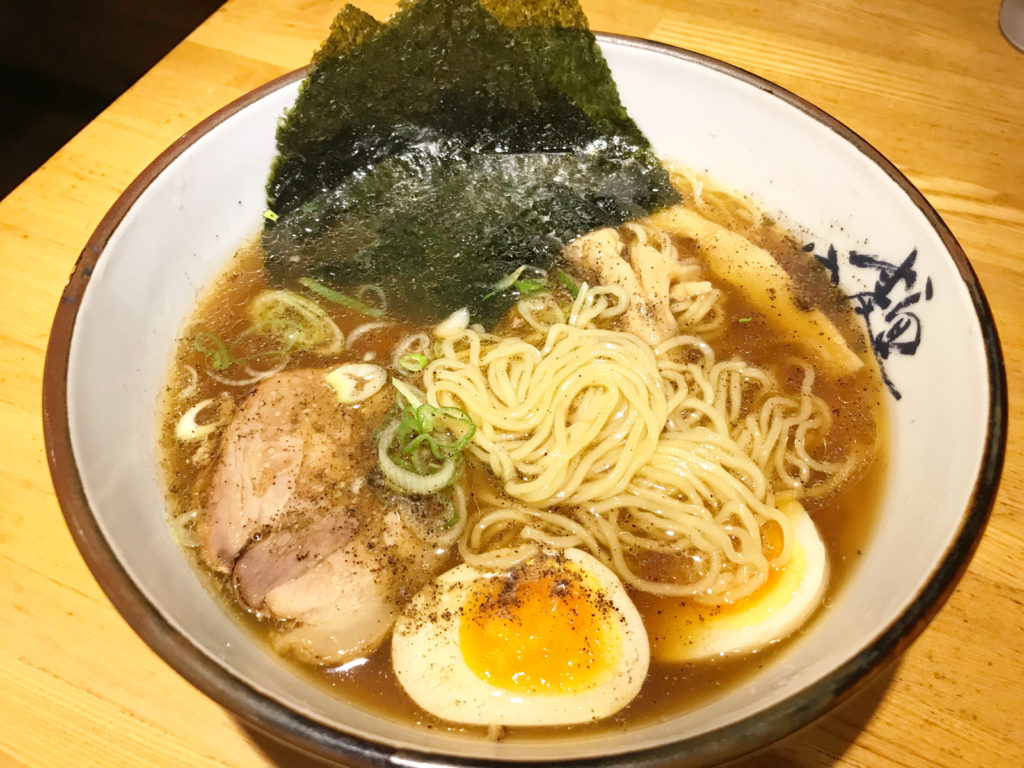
159,190,887,740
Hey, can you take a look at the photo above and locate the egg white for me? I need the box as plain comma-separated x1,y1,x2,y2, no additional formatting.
391,548,649,727
648,500,829,662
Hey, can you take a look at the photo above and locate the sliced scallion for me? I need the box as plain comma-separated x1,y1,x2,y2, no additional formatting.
391,378,426,409
376,396,477,497
192,331,291,372
439,495,460,529
377,418,458,495
555,269,579,297
247,289,343,355
192,332,235,371
399,353,429,372
298,277,385,318
514,278,547,296
324,363,387,404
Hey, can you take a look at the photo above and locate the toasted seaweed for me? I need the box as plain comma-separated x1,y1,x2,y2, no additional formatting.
264,0,680,325
309,6,381,68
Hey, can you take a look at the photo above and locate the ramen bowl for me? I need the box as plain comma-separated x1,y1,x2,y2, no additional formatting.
42,35,1005,767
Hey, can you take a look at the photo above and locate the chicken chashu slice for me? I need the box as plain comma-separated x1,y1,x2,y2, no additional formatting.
198,367,443,665
233,507,442,665
563,217,863,377
562,226,692,347
199,368,393,571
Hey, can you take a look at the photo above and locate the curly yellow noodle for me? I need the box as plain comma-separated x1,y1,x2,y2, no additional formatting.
421,217,863,602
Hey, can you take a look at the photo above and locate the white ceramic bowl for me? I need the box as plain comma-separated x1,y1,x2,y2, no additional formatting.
43,35,1006,767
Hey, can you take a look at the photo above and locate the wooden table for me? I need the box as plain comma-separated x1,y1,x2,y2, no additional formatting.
1,1,1021,765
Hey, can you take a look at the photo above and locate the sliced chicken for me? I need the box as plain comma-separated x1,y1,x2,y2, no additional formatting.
232,512,359,611
234,513,395,665
202,366,449,666
199,368,392,572
265,540,396,665
562,227,692,346
233,508,447,666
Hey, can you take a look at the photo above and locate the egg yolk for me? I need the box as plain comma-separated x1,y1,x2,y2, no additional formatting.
640,542,808,654
458,563,621,695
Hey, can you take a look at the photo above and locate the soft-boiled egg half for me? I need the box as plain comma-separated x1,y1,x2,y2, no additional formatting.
643,500,829,662
391,548,649,726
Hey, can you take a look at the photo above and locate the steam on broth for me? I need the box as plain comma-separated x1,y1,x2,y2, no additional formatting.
160,169,885,736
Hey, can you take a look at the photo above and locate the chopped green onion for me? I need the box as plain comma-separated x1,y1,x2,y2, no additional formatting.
263,209,279,223
484,265,550,300
238,316,306,347
247,289,343,355
377,419,457,495
356,284,388,314
395,403,475,461
399,353,429,372
324,363,387,404
514,278,547,296
434,307,470,339
192,329,292,372
377,400,477,494
440,495,460,529
192,332,236,371
392,378,426,408
555,269,579,297
484,265,529,300
737,317,752,324
298,277,385,318
175,396,232,441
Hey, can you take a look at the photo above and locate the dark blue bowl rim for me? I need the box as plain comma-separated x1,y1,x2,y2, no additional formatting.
41,32,1007,768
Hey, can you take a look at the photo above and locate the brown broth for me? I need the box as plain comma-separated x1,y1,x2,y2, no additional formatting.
159,190,887,741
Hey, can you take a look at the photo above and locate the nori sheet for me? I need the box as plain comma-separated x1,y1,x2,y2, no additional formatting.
263,0,680,325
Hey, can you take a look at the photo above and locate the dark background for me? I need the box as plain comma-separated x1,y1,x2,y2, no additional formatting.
0,0,225,200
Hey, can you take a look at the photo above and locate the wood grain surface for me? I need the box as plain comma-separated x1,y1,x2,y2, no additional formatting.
1,1,1021,766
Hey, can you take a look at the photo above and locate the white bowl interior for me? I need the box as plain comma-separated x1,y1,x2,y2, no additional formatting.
65,40,991,761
